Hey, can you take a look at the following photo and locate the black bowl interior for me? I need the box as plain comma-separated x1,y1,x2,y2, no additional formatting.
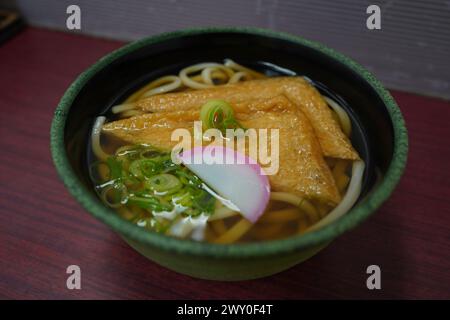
65,32,394,200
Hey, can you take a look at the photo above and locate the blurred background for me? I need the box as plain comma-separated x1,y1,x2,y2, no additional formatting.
1,0,449,100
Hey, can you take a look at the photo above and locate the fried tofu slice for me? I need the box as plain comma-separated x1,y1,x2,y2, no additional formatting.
103,110,198,152
102,96,341,205
238,111,341,205
102,96,294,150
233,94,297,113
133,76,359,160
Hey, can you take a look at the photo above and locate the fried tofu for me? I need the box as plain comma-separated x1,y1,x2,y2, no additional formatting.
133,77,359,160
103,96,341,204
239,111,341,205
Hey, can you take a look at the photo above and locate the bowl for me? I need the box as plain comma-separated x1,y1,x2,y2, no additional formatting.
50,27,408,281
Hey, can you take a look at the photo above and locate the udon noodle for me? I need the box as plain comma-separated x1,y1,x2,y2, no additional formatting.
90,59,365,244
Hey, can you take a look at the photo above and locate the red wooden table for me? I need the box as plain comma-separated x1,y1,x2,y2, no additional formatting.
0,28,449,299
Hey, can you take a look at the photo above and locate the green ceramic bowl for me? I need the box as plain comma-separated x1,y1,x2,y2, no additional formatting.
50,27,408,281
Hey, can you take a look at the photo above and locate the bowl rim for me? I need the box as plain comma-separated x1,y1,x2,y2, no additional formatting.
50,26,408,258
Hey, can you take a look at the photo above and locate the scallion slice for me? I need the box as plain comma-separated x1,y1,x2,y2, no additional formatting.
200,99,242,132
145,173,182,194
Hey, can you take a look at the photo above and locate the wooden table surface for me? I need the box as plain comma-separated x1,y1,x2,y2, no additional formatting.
0,28,449,299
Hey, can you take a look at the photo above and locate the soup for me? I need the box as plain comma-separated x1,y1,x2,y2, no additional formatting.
89,59,365,244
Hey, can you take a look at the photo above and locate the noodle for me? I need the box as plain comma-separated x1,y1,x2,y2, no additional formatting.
254,224,284,239
210,219,227,236
223,58,265,78
209,206,239,221
125,75,181,103
211,70,229,82
201,66,234,85
331,160,351,195
213,219,253,244
270,192,320,222
179,63,226,89
119,110,144,118
111,103,136,114
228,71,249,84
141,76,182,99
91,116,110,161
259,208,301,223
324,96,352,137
307,160,365,232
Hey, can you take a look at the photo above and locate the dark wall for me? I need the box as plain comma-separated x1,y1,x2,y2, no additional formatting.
7,0,450,99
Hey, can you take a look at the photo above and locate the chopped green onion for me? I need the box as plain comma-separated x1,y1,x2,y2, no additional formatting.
129,154,176,179
172,191,193,207
129,158,158,178
100,183,128,208
145,173,182,194
93,143,218,235
106,157,123,180
200,99,242,132
175,168,202,187
128,195,173,212
191,189,216,213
